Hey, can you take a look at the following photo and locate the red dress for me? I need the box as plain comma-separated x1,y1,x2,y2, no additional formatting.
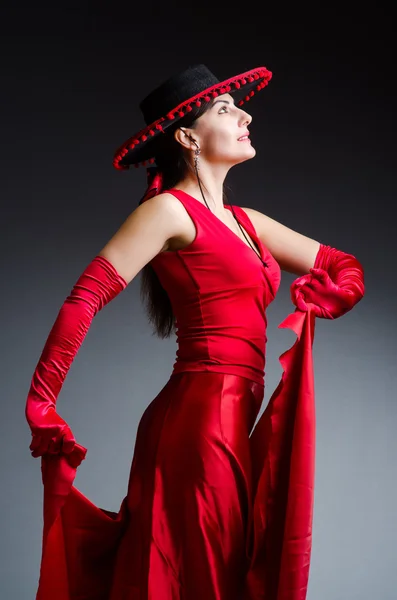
36,189,317,599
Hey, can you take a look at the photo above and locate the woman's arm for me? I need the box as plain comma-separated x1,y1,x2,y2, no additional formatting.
242,206,365,318
97,193,188,283
241,206,320,275
26,193,183,459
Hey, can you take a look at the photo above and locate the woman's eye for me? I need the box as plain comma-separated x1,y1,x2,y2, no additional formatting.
219,105,228,113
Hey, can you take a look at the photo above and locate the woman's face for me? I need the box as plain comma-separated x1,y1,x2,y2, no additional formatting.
192,93,255,167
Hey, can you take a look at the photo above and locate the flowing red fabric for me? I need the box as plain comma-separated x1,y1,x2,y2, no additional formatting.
36,309,315,600
32,187,364,599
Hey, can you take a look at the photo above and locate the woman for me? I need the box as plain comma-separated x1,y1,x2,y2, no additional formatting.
26,64,365,599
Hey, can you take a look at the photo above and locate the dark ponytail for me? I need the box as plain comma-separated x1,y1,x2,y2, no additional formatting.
139,101,216,338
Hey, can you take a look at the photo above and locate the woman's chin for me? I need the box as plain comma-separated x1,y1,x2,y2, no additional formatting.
237,145,256,164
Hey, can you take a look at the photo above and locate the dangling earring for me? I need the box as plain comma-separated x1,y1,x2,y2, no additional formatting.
194,146,201,171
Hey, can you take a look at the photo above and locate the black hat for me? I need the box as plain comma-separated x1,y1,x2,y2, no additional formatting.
113,63,272,171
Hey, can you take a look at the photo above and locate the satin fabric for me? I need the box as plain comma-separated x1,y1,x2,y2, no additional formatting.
151,189,282,387
37,310,315,600
36,189,317,599
110,372,264,598
26,255,126,463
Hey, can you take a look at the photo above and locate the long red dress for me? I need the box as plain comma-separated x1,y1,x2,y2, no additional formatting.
36,189,317,599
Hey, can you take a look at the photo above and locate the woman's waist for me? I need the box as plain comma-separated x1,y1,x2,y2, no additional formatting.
171,360,265,386
172,339,266,386
176,332,266,360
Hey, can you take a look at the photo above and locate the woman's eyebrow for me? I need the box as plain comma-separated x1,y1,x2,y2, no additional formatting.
211,99,235,107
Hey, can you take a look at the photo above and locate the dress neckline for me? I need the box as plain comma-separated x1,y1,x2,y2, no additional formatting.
169,188,264,261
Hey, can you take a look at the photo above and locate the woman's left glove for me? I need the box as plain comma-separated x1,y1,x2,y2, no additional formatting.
25,255,127,463
290,244,365,319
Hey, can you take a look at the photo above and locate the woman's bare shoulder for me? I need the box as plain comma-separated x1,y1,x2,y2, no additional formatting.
96,192,188,284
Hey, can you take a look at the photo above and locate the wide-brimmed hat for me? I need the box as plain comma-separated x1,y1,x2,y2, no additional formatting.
113,63,272,170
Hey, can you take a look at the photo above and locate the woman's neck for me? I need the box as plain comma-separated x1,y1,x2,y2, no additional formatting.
174,170,228,214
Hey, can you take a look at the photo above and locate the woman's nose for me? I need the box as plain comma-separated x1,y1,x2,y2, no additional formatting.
239,110,252,127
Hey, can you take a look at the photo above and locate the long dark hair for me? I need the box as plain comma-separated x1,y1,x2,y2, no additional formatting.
140,99,228,339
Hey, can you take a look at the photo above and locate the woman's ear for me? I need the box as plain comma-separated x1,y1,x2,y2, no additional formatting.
175,127,198,151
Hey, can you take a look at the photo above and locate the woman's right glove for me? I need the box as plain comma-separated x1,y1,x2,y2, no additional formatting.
25,255,127,465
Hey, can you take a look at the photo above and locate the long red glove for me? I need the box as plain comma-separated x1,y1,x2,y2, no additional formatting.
25,255,127,466
290,243,365,319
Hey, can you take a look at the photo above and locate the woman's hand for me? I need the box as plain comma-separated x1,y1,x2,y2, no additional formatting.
27,407,76,458
290,267,358,319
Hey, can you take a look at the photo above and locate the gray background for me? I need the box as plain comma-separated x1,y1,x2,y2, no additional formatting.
1,8,396,599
